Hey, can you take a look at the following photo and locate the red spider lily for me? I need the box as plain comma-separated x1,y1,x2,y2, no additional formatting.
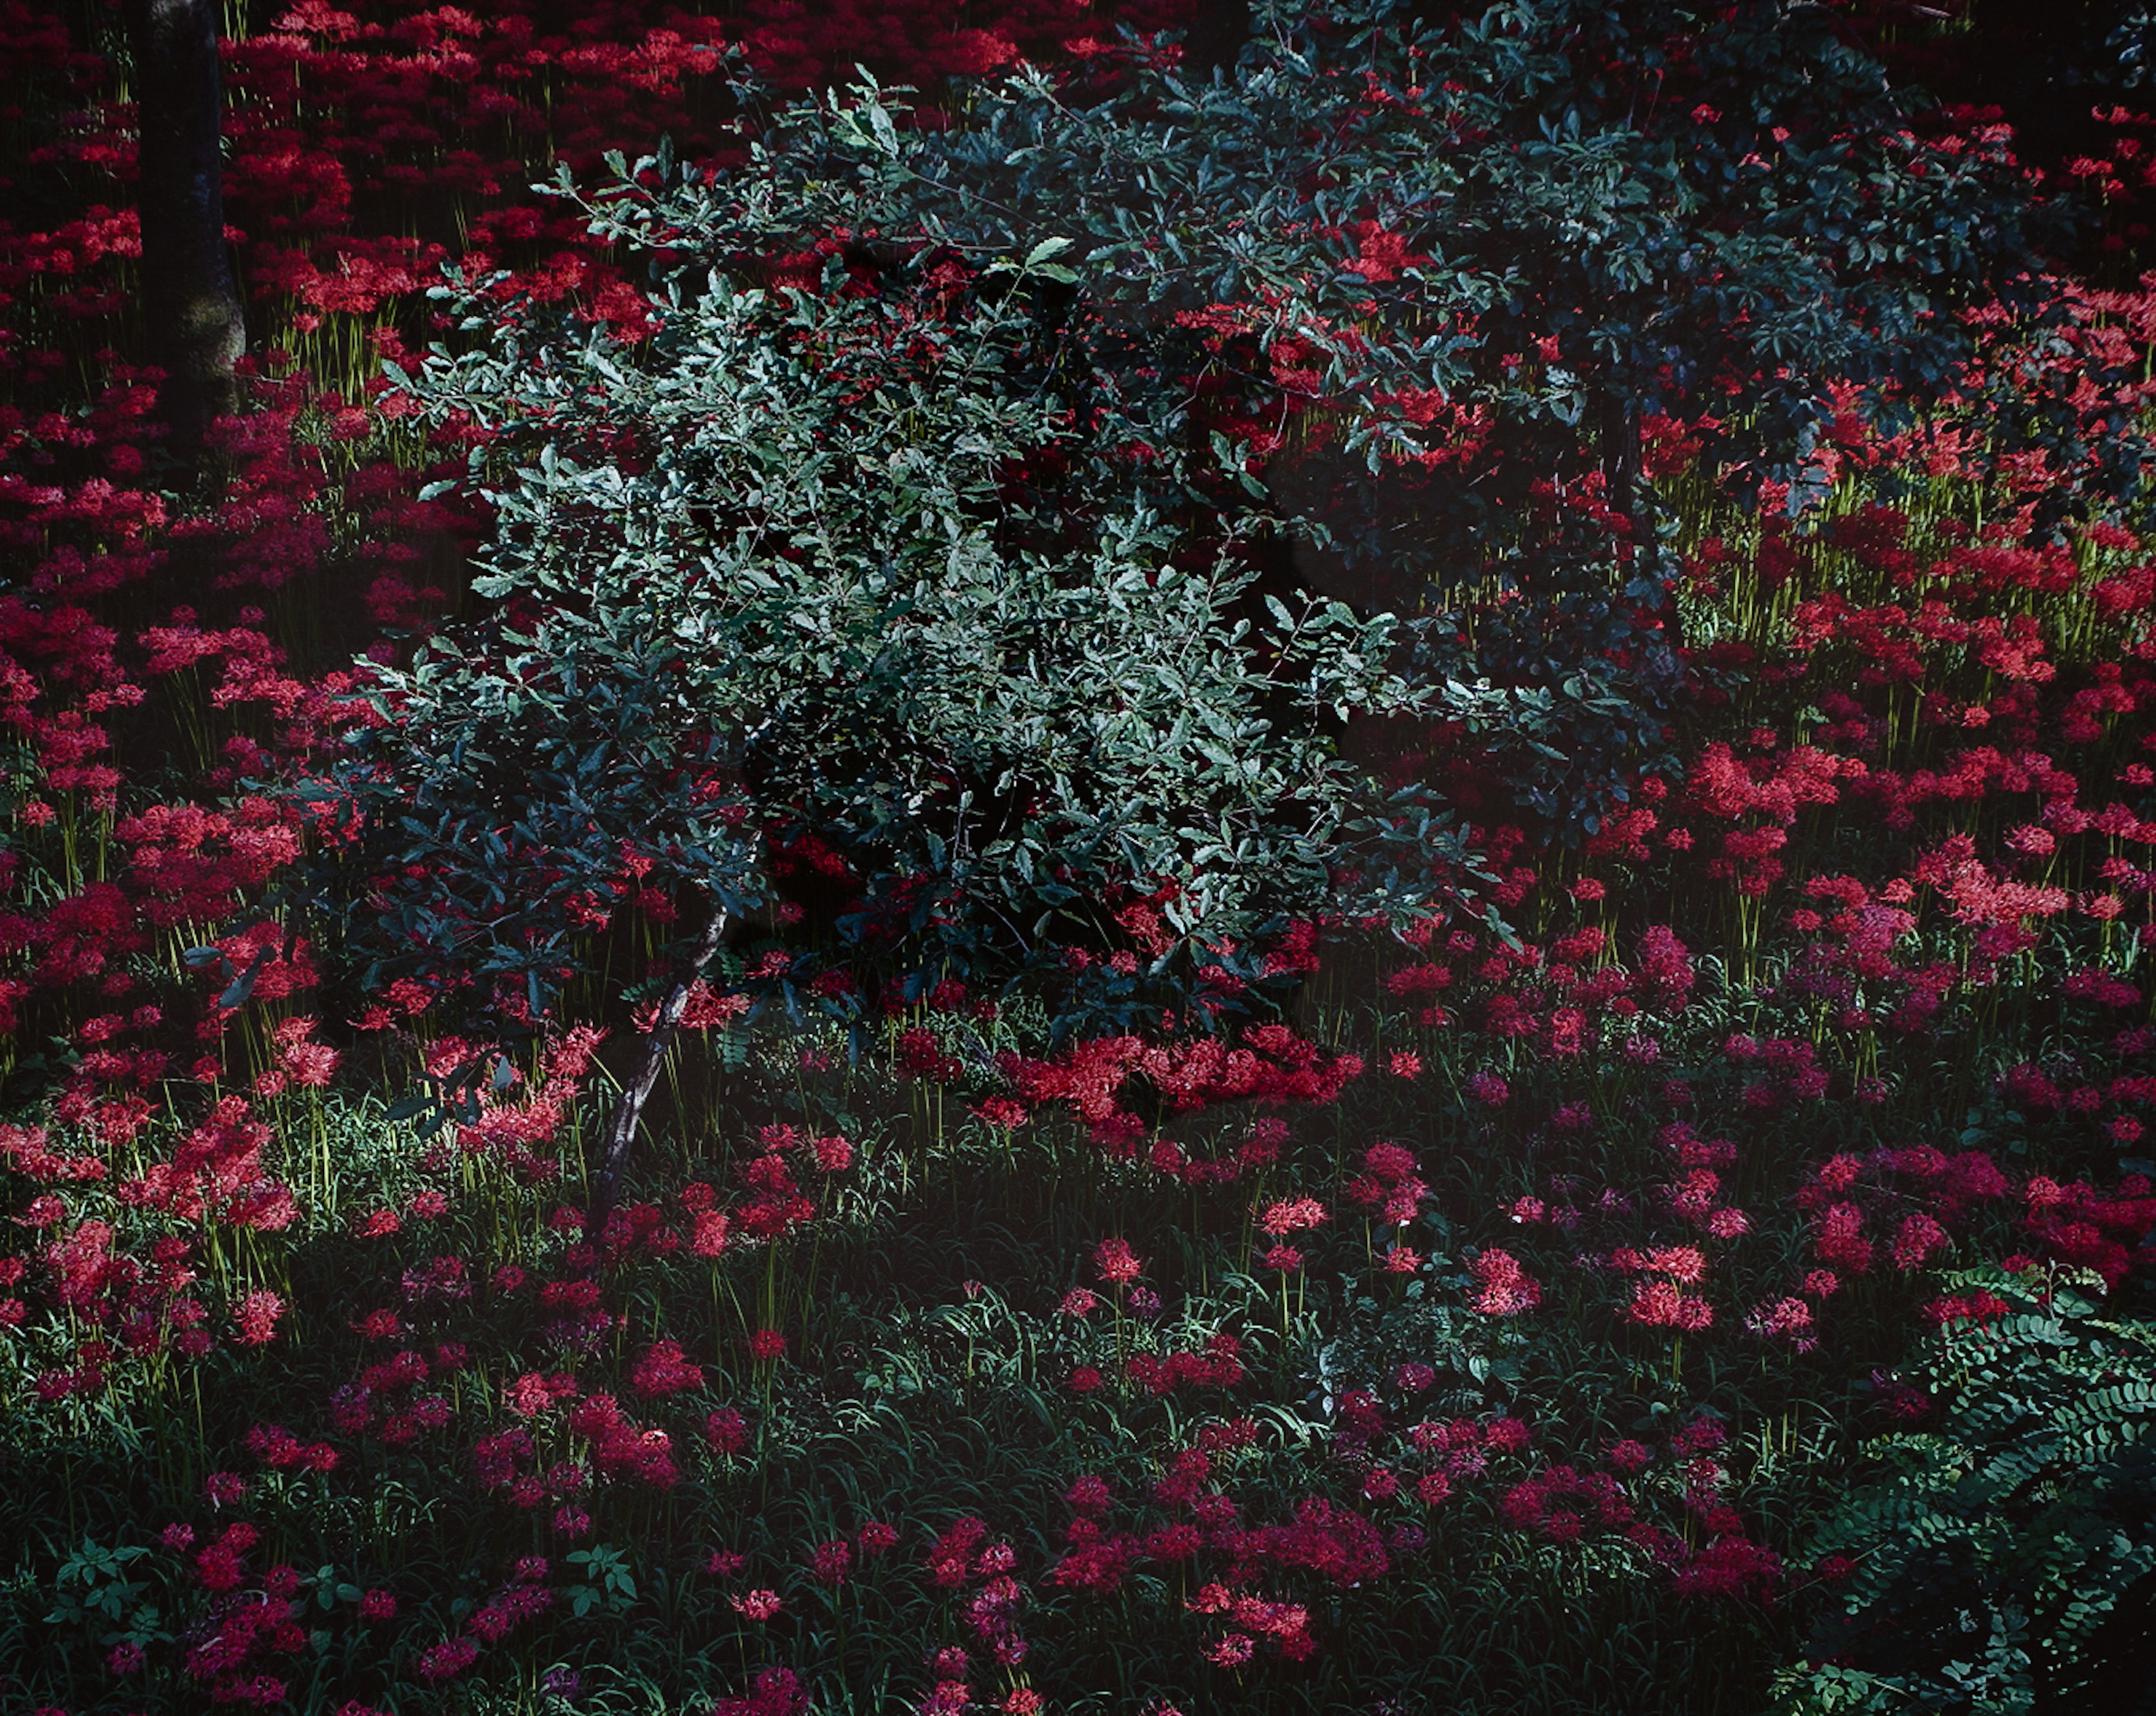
711,1665,808,1716
1501,1466,1635,1541
1257,1197,1327,1238
858,1520,899,1557
629,1338,704,1398
747,1327,787,1362
565,1394,678,1489
1625,1280,1715,1331
925,1516,992,1589
1091,1237,1144,1285
1468,1248,1542,1316
1126,1334,1246,1396
703,1407,750,1455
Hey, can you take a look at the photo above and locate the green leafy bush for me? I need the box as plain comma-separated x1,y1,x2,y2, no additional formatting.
1777,1267,2156,1715
337,222,1469,1035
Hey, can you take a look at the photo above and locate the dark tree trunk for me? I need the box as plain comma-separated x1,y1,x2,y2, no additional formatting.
123,0,245,466
1180,0,1251,81
1600,391,1683,647
584,907,731,1239
1598,391,1646,559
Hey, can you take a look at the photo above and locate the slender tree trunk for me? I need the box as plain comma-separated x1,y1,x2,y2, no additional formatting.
1601,391,1684,648
586,907,730,1237
1599,391,1646,560
1180,0,1251,81
123,0,245,467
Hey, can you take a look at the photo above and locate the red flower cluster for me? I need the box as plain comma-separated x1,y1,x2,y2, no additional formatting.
1125,1333,1246,1397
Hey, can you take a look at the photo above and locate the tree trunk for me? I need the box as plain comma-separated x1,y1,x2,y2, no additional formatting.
1600,391,1683,648
1180,0,1251,81
123,0,245,467
585,907,730,1238
1598,391,1646,559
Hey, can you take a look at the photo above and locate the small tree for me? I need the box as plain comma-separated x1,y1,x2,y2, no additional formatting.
880,0,2075,546
327,193,1469,1218
693,1,2090,830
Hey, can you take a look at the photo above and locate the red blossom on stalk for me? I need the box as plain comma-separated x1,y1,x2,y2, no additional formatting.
858,1520,899,1557
747,1327,787,1362
730,1588,783,1621
1092,1237,1144,1284
1468,1248,1542,1316
1258,1197,1328,1237
1625,1280,1716,1331
630,1338,704,1398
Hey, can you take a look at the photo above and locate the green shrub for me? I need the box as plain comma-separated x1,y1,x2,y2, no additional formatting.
1776,1267,2156,1715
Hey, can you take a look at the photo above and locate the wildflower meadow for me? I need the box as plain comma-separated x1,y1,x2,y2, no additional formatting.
2,1,2155,1712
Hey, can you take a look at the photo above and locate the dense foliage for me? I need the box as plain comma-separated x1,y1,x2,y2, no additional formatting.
336,217,1464,1043
1,1,2154,1713
1779,1265,2156,1713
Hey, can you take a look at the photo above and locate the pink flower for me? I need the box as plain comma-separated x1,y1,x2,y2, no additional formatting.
1468,1248,1542,1316
729,1587,782,1621
1258,1197,1328,1237
630,1338,704,1398
1093,1237,1144,1284
232,1289,284,1346
1625,1280,1714,1330
1486,1417,1531,1453
1890,1212,1949,1270
1644,1246,1707,1283
504,1372,572,1418
858,1520,899,1556
813,1134,854,1173
689,1209,732,1257
204,1471,248,1507
418,1636,480,1682
1607,1440,1652,1474
703,1407,749,1454
1466,1072,1509,1107
1064,1475,1112,1513
1746,1297,1816,1342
